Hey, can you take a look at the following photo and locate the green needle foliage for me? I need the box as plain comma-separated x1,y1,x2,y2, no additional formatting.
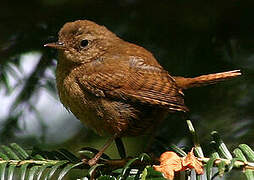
0,120,254,179
186,120,254,180
0,143,85,180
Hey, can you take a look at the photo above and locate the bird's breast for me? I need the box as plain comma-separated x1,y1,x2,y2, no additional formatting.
56,63,111,135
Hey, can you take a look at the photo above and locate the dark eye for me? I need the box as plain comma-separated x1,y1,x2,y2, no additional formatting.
80,39,89,47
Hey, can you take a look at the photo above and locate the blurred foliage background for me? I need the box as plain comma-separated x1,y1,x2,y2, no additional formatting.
0,0,254,178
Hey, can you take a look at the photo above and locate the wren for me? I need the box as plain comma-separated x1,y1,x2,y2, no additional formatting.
45,20,241,166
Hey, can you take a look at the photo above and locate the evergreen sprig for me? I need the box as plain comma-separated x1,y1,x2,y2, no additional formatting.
0,120,254,179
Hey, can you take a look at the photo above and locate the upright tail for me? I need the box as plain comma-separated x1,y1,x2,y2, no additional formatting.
173,70,241,90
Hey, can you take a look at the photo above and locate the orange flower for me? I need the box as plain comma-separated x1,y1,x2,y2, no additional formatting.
153,148,204,180
182,148,204,174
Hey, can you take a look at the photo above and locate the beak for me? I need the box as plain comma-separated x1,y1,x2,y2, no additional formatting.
44,42,66,49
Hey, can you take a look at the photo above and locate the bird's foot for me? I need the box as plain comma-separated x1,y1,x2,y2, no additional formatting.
87,157,99,166
81,157,99,166
82,136,116,166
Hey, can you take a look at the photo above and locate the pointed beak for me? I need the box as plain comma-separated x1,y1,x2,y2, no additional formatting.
44,42,66,49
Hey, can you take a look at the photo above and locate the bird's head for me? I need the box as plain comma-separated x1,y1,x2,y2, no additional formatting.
45,20,119,63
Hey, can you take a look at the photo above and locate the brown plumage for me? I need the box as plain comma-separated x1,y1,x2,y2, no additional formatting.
45,20,241,165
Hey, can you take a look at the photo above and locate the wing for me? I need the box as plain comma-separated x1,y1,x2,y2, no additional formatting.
77,56,188,112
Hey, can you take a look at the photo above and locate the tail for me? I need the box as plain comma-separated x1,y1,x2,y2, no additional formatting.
173,70,241,90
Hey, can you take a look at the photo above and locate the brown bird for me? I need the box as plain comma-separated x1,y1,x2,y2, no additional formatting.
45,20,241,166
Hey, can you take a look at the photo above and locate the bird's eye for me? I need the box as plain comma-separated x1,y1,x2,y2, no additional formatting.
80,39,89,47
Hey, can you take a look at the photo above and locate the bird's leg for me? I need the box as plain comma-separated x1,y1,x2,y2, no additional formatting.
115,137,126,158
88,136,115,166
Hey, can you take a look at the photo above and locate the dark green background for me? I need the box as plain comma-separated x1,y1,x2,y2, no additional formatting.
1,0,254,178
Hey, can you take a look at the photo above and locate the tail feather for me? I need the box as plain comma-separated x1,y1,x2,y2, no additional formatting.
173,70,241,90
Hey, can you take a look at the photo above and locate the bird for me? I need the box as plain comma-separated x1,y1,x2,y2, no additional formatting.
44,20,241,166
